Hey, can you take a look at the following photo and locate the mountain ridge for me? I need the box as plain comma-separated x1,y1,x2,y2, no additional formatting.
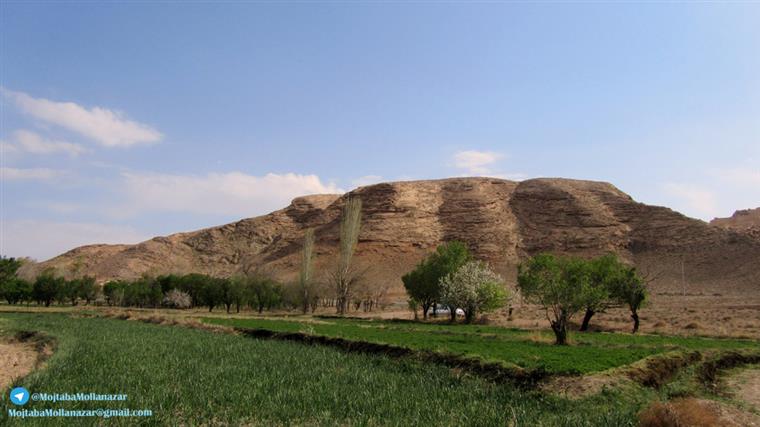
22,177,760,297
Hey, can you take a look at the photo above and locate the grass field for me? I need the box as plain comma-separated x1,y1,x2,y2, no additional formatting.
203,316,760,374
0,312,656,426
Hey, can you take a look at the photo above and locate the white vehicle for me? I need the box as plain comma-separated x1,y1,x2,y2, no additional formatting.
431,307,465,316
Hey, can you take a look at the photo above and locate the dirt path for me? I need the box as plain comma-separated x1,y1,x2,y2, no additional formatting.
0,341,37,389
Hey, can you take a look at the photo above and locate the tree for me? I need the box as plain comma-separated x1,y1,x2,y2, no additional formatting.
0,278,31,305
611,267,648,333
402,241,472,321
103,280,127,306
439,261,508,323
402,262,433,319
578,254,622,331
77,276,98,305
229,277,248,313
245,274,282,313
33,270,64,307
60,279,81,305
332,197,362,315
0,256,28,304
299,228,316,314
0,256,23,284
407,297,420,320
162,289,192,309
198,277,223,312
156,274,182,294
517,254,594,345
178,273,211,308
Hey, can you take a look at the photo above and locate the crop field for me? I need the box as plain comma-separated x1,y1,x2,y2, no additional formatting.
0,312,657,426
204,316,760,374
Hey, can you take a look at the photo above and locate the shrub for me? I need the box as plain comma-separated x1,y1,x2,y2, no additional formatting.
162,289,192,309
439,261,508,323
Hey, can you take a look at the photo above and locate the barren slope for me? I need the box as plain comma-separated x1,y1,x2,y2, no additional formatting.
22,178,760,296
711,208,760,239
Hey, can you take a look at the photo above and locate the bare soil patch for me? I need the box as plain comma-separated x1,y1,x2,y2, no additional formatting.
0,331,51,390
726,366,760,410
639,397,760,427
540,373,633,399
0,342,36,389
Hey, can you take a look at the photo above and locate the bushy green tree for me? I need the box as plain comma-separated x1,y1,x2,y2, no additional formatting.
0,256,23,283
103,280,127,306
247,275,282,313
212,278,242,314
33,270,64,307
156,274,183,294
0,256,28,304
198,277,224,312
439,261,508,323
0,278,32,304
578,254,622,331
178,273,211,308
123,276,162,308
76,276,98,305
610,267,648,333
402,241,472,320
517,254,594,345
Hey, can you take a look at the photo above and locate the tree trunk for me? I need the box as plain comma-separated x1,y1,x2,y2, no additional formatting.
464,309,475,324
551,317,568,345
422,303,430,320
579,309,595,332
449,308,457,323
631,311,640,334
226,303,231,314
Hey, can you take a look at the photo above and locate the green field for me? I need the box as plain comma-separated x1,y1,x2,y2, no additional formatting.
1,312,654,426
204,316,760,374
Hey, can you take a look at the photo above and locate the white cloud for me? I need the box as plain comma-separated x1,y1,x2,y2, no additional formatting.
452,150,503,175
2,88,162,147
1,167,65,181
116,171,344,217
0,220,148,261
1,140,19,154
663,183,719,219
351,175,384,187
9,129,87,156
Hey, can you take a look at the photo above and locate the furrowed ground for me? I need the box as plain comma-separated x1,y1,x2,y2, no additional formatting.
1,312,652,426
203,316,760,374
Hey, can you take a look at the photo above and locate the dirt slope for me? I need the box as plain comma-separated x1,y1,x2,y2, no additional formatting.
21,178,760,296
711,208,760,239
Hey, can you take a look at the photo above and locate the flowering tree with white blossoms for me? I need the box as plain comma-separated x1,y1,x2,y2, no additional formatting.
439,261,509,323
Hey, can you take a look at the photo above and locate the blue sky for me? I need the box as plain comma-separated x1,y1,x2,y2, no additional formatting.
1,2,759,260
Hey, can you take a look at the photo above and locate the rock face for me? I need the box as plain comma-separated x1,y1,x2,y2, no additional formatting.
22,178,760,296
711,208,760,239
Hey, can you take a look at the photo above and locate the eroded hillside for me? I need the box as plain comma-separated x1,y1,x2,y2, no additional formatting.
23,178,760,296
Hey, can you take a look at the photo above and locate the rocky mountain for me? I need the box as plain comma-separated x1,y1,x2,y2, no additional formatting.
22,178,760,297
711,208,760,239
